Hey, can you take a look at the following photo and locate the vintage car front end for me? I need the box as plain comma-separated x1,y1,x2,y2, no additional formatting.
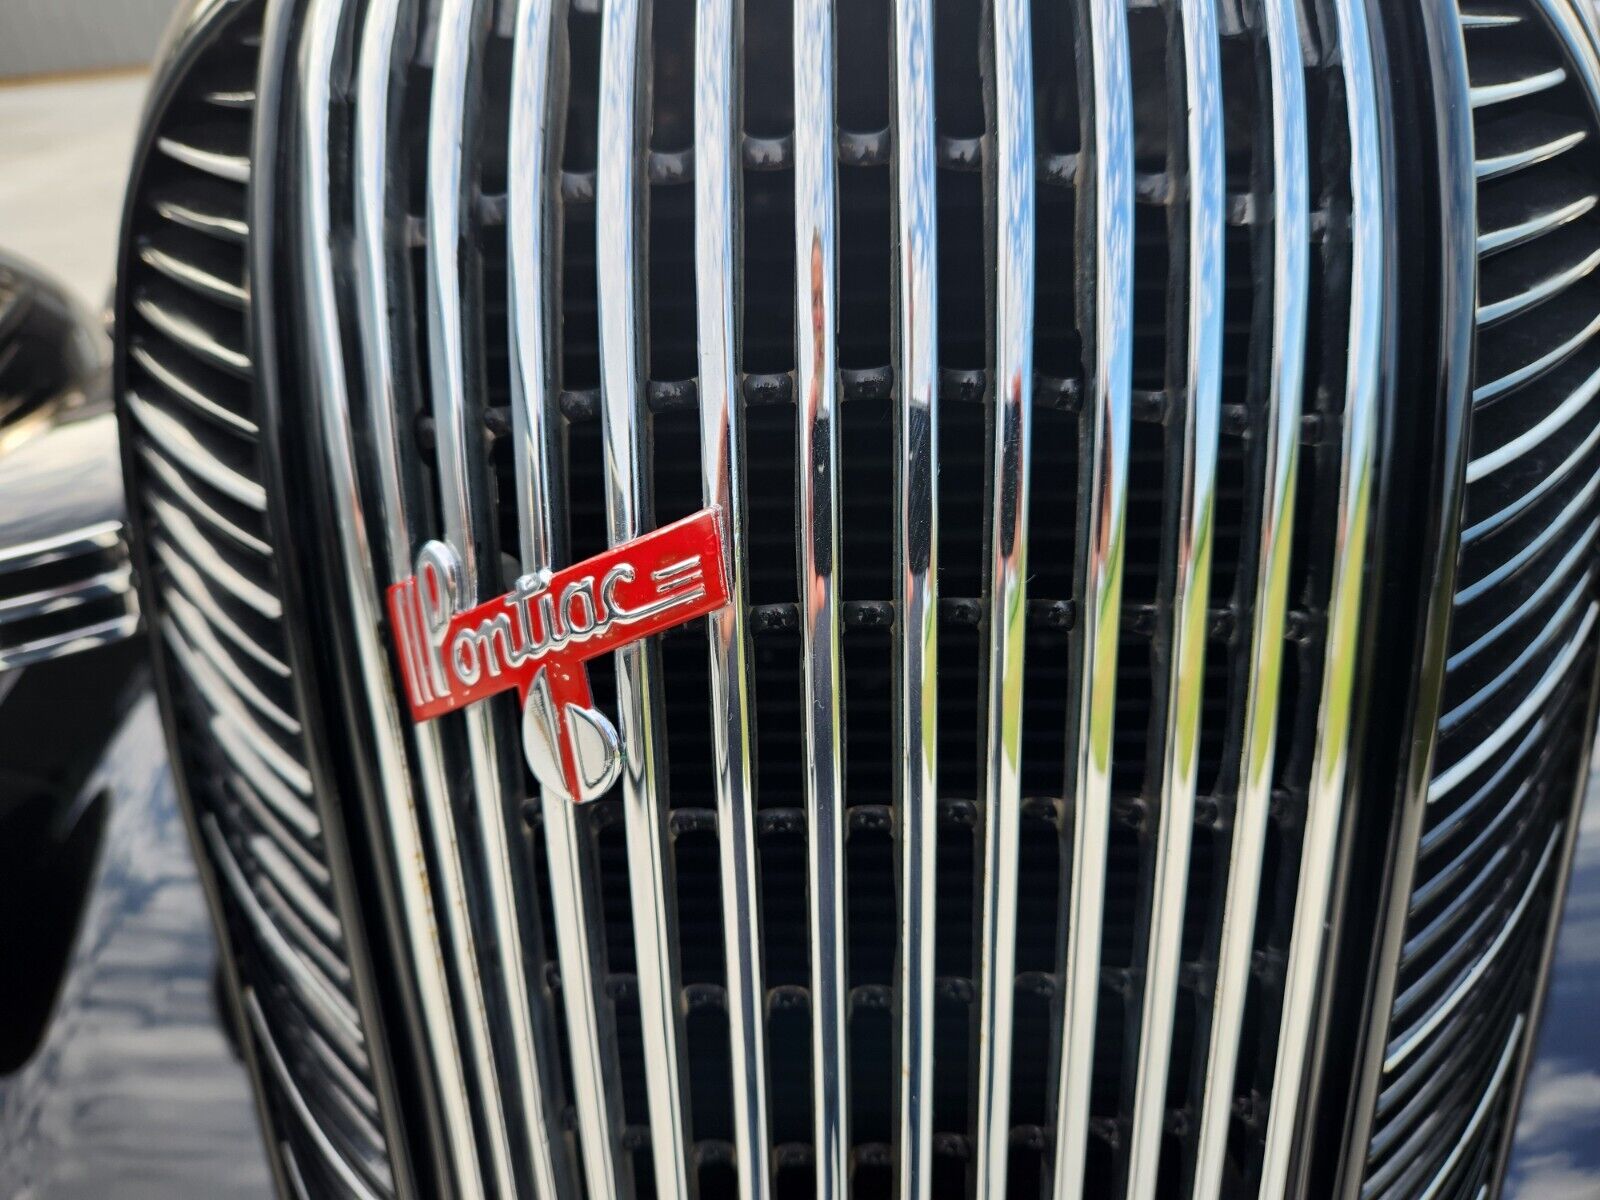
68,0,1600,1196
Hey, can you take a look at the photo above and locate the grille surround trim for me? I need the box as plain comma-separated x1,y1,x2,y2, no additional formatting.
111,0,412,1194
216,2,1472,1200
1336,2,1600,1198
297,0,499,1193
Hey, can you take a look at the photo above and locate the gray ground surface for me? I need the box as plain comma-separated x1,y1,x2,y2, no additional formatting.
0,73,150,312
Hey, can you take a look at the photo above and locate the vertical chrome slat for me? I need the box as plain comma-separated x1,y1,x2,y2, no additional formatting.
891,0,938,1194
302,0,489,1193
694,0,773,1193
1050,0,1134,1193
971,0,1033,1192
597,0,697,1196
426,3,567,1194
516,1,643,1196
1257,0,1383,1192
1191,0,1310,1193
1123,1,1224,1196
794,0,849,1194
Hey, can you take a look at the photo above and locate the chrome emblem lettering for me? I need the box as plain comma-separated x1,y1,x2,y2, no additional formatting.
388,508,730,802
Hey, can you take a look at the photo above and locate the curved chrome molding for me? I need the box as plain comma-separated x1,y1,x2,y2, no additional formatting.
1049,0,1133,1194
1258,0,1385,1192
1192,0,1310,1194
1123,3,1223,1197
243,990,384,1200
341,0,509,1192
1466,360,1600,483
971,0,1034,1193
125,390,267,510
1,614,138,671
793,0,849,1193
1428,603,1598,804
426,1,567,1192
594,0,695,1193
891,0,938,1194
0,522,121,573
694,0,773,1192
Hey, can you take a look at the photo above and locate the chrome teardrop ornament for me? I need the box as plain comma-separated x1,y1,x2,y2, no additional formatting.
522,667,623,803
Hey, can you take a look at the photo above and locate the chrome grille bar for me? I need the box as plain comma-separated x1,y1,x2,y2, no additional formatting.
300,0,492,1192
517,1,632,1194
694,0,773,1192
1123,2,1223,1196
1051,0,1133,1191
890,0,938,1194
427,2,568,1192
971,0,1033,1191
1258,0,1383,1191
794,0,849,1193
596,0,696,1194
1192,0,1310,1192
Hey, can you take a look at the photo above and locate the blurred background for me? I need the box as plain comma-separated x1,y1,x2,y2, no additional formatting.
0,0,181,309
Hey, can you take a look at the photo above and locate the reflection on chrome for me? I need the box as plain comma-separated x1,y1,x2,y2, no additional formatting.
1192,0,1310,1193
891,0,939,1194
794,0,849,1194
1051,0,1134,1193
1123,0,1223,1195
694,0,773,1192
971,0,1034,1194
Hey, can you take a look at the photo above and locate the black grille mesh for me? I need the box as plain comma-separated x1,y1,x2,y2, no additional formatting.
1358,4,1600,1199
116,6,395,1196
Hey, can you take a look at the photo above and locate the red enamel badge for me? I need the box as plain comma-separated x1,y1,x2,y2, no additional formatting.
387,507,730,802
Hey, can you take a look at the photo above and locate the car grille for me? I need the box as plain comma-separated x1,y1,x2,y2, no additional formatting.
284,0,1383,1197
1352,4,1600,1199
113,5,397,1196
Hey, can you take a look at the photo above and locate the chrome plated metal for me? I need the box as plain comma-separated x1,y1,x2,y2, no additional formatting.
1470,66,1567,108
1258,0,1384,1191
0,400,139,670
151,534,289,678
147,492,278,617
694,0,774,1196
0,613,140,670
1476,244,1600,326
1384,826,1561,1074
1413,1018,1524,1200
0,523,121,574
1473,309,1600,404
1192,0,1310,1193
1050,0,1133,1192
1466,361,1600,482
595,0,695,1194
533,0,660,1194
125,390,266,509
426,1,567,1192
971,0,1033,1192
156,134,252,183
693,0,772,1191
242,990,383,1200
794,0,849,1193
1429,603,1599,803
1123,2,1222,1195
890,0,938,1194
301,0,492,1192
132,341,260,434
137,443,270,556
134,293,252,375
0,564,132,624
